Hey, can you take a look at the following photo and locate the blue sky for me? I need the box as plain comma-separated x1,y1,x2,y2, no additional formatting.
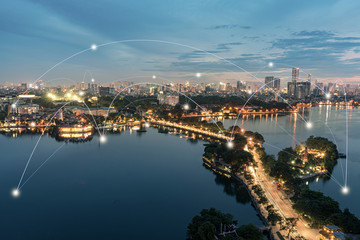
1,0,360,85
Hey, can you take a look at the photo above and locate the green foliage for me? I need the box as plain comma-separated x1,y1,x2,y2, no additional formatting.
187,208,237,240
236,224,264,240
292,189,348,228
187,208,264,240
203,142,254,171
306,136,338,171
33,95,55,108
277,147,297,163
328,208,360,233
244,131,265,144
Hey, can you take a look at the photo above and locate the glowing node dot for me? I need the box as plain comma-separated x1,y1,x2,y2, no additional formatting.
268,62,274,67
99,135,107,143
342,186,349,195
183,104,190,110
12,189,20,198
11,103,16,109
306,122,313,129
91,44,97,50
227,141,234,149
326,93,331,99
91,78,95,82
152,75,156,79
196,73,201,78
79,91,85,96
145,122,150,128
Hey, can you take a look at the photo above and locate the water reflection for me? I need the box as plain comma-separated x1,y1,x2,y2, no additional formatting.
203,164,251,204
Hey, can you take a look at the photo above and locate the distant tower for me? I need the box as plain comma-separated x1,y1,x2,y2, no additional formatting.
291,67,299,99
292,67,299,83
265,76,274,89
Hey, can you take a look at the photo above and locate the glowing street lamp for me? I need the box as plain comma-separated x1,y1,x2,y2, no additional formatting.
227,141,234,149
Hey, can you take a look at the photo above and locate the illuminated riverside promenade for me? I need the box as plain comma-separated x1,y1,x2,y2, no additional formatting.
150,120,233,142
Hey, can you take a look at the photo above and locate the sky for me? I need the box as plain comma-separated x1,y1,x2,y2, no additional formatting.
1,0,360,86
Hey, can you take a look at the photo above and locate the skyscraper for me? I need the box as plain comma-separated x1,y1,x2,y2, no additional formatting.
292,67,299,83
265,76,274,89
274,78,280,90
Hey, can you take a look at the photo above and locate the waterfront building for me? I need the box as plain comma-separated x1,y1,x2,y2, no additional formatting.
319,225,345,240
72,107,116,117
11,103,39,115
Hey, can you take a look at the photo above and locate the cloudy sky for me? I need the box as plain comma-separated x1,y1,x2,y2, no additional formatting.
1,0,360,85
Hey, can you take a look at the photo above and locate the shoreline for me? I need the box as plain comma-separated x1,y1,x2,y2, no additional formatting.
202,156,276,240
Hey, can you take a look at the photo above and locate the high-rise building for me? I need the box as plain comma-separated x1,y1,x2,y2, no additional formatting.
296,82,311,99
265,76,274,89
288,82,296,98
274,78,280,90
292,67,299,83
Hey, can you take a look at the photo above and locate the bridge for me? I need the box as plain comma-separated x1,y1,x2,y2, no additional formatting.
150,120,233,142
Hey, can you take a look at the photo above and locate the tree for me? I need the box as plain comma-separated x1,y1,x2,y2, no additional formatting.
198,221,216,240
281,218,298,239
236,224,264,240
187,208,237,240
187,209,264,240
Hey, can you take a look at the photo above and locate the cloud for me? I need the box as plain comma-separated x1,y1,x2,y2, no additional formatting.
269,30,360,78
209,24,252,30
216,42,243,50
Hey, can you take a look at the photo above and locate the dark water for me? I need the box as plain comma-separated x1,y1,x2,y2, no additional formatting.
223,106,360,217
0,129,262,240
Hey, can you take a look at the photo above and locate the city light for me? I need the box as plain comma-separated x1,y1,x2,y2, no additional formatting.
30,122,36,127
268,62,274,67
227,141,234,149
183,104,190,110
306,122,313,129
91,44,97,50
342,186,349,195
196,73,201,78
99,135,107,143
12,189,20,198
326,93,331,99
11,103,16,109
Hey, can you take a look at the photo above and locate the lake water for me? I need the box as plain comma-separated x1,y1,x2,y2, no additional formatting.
0,129,262,240
1,106,358,239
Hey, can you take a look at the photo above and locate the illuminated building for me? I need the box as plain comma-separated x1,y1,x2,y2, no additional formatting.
319,225,345,240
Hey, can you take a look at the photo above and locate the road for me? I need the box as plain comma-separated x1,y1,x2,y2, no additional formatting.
250,148,319,240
